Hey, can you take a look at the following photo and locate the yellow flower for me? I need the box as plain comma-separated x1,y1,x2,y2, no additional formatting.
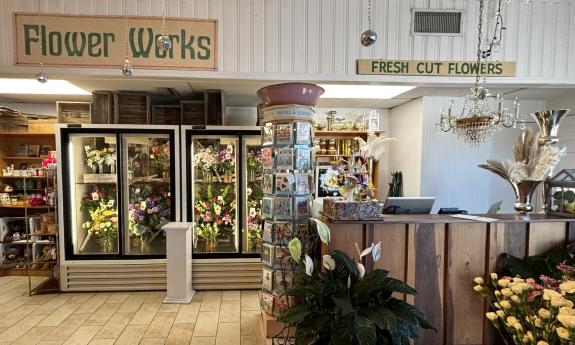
501,288,513,297
537,342,549,345
557,327,571,340
526,331,534,341
552,297,574,308
473,285,483,293
558,314,575,329
474,277,484,285
538,308,552,319
511,295,521,304
560,307,575,316
500,300,512,310
498,279,510,287
534,318,543,328
491,273,498,279
506,316,518,325
560,281,575,294
486,312,498,321
494,290,501,297
494,302,501,309
511,283,529,295
496,310,505,319
512,277,525,284
513,322,522,331
543,289,562,301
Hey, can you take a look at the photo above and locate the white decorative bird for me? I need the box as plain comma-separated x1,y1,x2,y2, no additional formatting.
355,132,396,160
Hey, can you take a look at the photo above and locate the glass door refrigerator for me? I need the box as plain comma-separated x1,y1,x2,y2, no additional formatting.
58,125,180,261
182,127,262,258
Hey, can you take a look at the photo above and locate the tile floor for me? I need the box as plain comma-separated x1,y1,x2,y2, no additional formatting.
0,276,269,345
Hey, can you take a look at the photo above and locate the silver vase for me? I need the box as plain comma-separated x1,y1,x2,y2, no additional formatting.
509,180,542,214
531,109,570,145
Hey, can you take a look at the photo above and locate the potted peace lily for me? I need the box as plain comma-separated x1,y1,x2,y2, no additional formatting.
280,219,434,345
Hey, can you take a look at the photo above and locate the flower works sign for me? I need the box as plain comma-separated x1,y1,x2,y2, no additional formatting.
357,59,516,77
14,13,217,70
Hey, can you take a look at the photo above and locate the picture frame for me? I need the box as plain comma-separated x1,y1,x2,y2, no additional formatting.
262,266,274,291
262,125,274,146
262,173,274,194
39,145,52,158
262,197,274,219
275,222,293,243
275,124,293,145
273,196,292,220
262,221,273,243
295,148,311,170
275,173,294,195
15,144,28,157
261,148,274,170
0,193,11,206
261,243,274,267
275,148,293,170
294,196,310,220
315,166,341,197
261,291,275,315
28,144,40,157
295,173,310,194
294,122,312,145
19,163,29,171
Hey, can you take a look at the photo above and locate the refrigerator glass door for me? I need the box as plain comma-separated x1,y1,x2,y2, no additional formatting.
191,135,239,254
242,135,263,254
122,134,172,256
68,133,119,255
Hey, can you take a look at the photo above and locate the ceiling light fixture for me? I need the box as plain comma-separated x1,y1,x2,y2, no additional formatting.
0,79,90,95
319,84,415,99
360,0,377,47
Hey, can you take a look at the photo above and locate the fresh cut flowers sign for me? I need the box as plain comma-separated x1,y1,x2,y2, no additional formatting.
14,13,217,70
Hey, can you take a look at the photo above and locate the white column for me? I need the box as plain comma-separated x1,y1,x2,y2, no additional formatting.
162,222,195,304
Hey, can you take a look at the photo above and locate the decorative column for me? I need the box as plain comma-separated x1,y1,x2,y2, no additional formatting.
162,222,195,304
257,83,323,337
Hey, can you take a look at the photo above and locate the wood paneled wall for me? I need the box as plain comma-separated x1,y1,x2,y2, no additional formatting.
325,219,573,345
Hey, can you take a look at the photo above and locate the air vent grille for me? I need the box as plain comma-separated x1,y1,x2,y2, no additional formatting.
156,87,180,96
412,10,462,35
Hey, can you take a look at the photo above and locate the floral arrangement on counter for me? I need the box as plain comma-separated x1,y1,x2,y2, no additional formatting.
474,265,575,345
328,155,375,201
193,184,236,251
80,185,118,252
246,187,263,248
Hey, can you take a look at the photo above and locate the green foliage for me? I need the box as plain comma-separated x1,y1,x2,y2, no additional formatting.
279,250,435,345
502,242,575,280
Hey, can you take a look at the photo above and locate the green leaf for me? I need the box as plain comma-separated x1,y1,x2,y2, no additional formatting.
295,328,320,345
288,238,302,263
279,305,312,324
386,298,435,331
312,218,331,245
367,307,397,332
503,253,538,279
378,277,417,296
332,295,354,314
332,250,358,280
356,316,377,345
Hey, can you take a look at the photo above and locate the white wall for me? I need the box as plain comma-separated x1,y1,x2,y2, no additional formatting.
1,0,574,85
389,98,423,197
420,97,545,213
545,95,575,173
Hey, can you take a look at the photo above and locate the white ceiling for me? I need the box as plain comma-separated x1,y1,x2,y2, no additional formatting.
0,76,573,109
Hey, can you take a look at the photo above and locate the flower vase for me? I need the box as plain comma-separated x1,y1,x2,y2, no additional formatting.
248,170,256,182
110,164,116,174
205,240,216,252
251,238,261,251
101,238,114,253
140,236,150,254
204,171,213,183
91,165,98,174
509,180,542,214
98,162,104,174
162,169,169,180
531,109,570,145
224,173,232,183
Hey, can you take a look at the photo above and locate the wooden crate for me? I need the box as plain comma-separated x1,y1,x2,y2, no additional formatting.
57,101,92,124
204,89,225,125
181,100,206,125
27,119,57,133
151,105,181,125
113,92,150,124
91,91,115,124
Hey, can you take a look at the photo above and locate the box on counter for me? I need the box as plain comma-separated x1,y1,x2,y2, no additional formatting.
322,197,381,220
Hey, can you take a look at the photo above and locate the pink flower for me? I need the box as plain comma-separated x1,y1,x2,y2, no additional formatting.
557,262,575,273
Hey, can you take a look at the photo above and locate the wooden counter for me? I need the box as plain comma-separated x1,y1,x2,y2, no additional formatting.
322,214,575,345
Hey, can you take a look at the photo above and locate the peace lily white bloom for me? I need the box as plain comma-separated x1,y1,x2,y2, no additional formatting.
372,241,382,262
474,277,484,285
485,312,498,321
355,243,373,259
304,254,313,276
357,262,366,279
322,255,336,271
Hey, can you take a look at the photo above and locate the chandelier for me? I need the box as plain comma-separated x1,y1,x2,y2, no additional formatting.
436,0,524,146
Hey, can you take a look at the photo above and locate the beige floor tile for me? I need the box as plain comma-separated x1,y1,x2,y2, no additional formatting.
118,301,143,313
192,311,219,337
25,293,58,305
45,314,91,341
105,292,130,304
165,323,194,345
0,303,40,328
124,291,150,304
87,339,115,345
37,303,82,327
200,292,221,312
0,296,30,314
218,300,240,323
33,295,74,315
158,303,181,313
191,292,205,303
73,294,110,315
0,313,46,341
37,341,65,345
140,338,166,345
144,312,176,338
215,322,240,345
94,312,134,339
190,337,215,345
114,324,148,345
145,291,167,303
63,325,101,345
129,302,161,325
174,303,201,324
221,290,241,301
240,311,262,336
64,293,95,305
240,335,264,345
12,325,55,345
240,291,260,311
84,303,121,326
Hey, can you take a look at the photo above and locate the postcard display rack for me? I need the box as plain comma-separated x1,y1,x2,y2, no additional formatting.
260,104,317,339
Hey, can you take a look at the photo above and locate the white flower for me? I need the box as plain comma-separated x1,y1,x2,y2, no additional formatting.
498,279,510,287
485,312,498,321
526,331,534,341
473,285,483,293
372,241,382,262
552,297,574,308
513,323,522,332
494,303,501,309
357,262,366,279
304,254,313,276
538,308,552,319
512,277,525,284
558,314,575,329
557,327,571,340
491,273,498,279
534,317,543,328
474,277,484,285
494,291,501,297
322,255,336,271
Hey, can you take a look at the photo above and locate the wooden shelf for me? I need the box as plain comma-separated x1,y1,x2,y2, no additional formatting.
0,205,54,209
0,132,55,137
0,176,51,180
315,130,384,137
316,154,353,158
0,156,45,160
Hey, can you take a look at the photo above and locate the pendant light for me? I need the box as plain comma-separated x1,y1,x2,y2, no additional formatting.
35,0,47,83
121,0,134,77
360,0,377,47
156,0,171,52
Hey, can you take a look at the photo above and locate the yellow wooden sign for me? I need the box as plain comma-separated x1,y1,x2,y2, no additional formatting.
14,13,217,70
357,59,516,77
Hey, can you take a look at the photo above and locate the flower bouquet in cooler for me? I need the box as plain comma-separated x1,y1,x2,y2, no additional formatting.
193,144,219,182
474,263,575,345
246,149,262,182
80,185,118,252
218,144,236,182
84,144,116,173
246,187,263,249
193,184,236,251
149,142,170,178
128,187,171,252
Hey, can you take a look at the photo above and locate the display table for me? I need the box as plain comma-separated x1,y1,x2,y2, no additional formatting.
322,214,575,345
